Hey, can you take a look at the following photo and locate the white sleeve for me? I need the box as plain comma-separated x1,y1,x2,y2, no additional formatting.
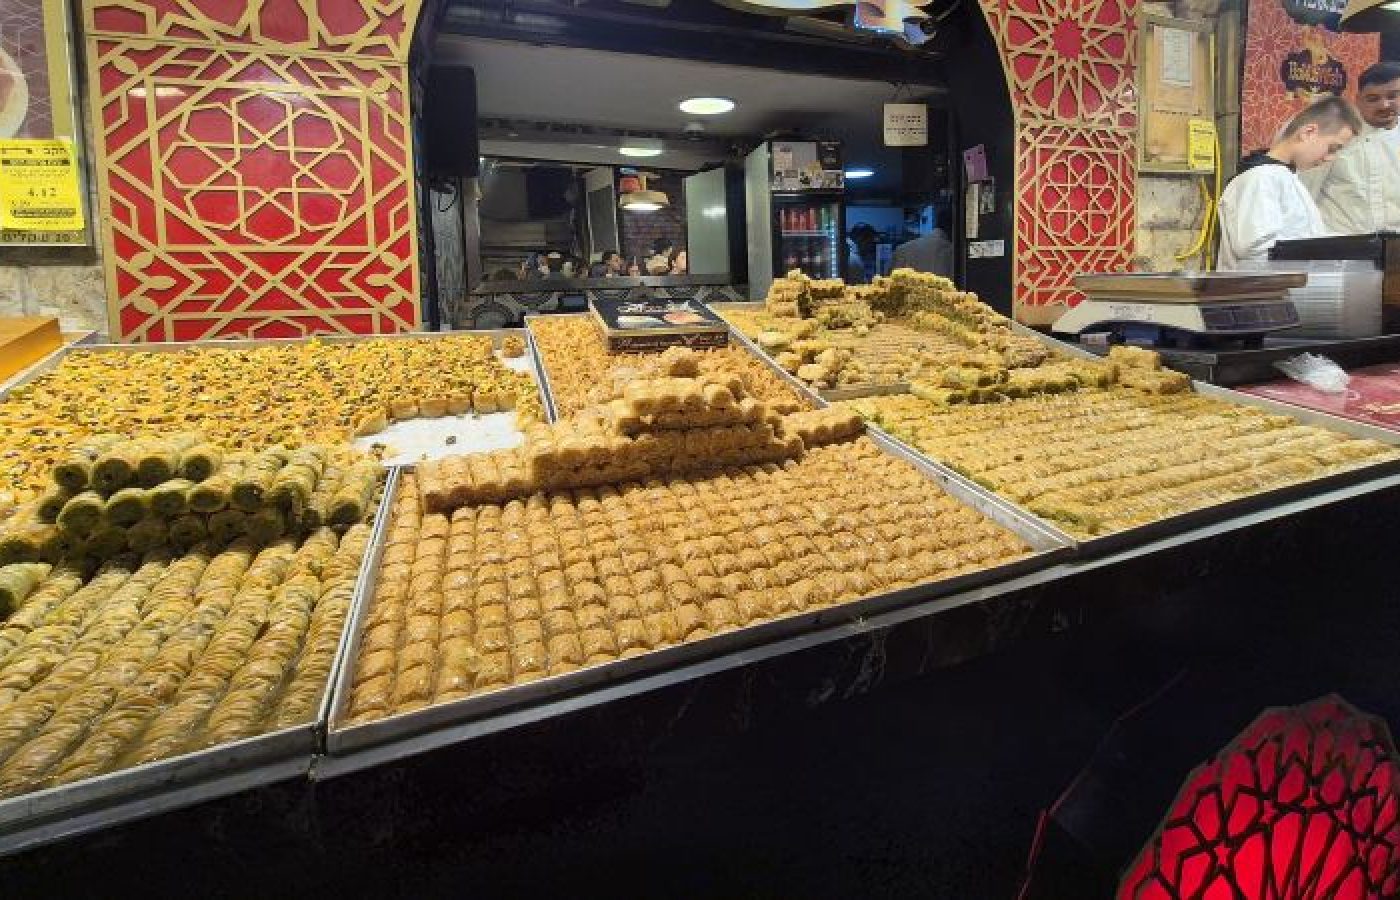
1314,146,1373,235
1220,170,1289,266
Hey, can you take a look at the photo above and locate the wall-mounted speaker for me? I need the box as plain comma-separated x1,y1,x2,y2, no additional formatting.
424,66,479,178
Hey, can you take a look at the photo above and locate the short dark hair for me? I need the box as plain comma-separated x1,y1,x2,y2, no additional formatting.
1281,96,1364,138
651,237,673,256
1360,62,1400,91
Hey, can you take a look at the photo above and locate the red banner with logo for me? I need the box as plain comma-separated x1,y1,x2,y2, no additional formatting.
1241,0,1379,155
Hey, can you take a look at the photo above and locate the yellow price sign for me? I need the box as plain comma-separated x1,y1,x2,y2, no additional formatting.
0,139,85,234
1188,119,1217,172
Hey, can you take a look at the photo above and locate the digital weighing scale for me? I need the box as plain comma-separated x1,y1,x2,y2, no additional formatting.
1053,272,1308,350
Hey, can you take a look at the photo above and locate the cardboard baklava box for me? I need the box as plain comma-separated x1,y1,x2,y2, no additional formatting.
590,293,729,353
0,316,61,381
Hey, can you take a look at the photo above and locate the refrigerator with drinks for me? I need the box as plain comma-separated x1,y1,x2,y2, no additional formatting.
744,140,845,301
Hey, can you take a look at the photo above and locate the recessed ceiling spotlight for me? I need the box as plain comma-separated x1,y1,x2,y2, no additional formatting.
844,168,875,179
619,146,663,157
678,96,735,116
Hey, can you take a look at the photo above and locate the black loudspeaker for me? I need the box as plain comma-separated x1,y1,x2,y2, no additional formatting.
424,66,479,177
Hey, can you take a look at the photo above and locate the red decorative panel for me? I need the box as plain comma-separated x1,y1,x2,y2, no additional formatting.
1241,0,1377,155
87,39,419,341
980,0,1138,128
85,0,417,60
978,0,1138,324
81,0,423,341
1015,124,1136,315
1120,696,1400,899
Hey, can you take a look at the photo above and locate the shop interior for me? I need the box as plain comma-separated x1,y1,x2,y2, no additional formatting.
421,16,954,325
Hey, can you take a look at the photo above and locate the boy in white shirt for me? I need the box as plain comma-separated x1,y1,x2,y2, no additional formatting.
1217,96,1363,269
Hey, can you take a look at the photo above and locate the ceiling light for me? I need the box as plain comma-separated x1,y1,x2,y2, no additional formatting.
845,168,875,179
620,172,669,212
619,146,663,158
678,96,735,116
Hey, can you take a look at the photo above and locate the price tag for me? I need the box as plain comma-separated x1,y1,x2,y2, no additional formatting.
0,139,85,233
1188,119,1217,172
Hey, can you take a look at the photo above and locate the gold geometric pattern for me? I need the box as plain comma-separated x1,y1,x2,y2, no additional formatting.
1015,123,1136,318
85,0,418,60
80,1,422,341
981,0,1138,128
978,0,1139,324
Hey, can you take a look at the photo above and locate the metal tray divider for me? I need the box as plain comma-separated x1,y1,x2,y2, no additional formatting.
316,466,402,743
715,315,1400,558
0,718,315,851
522,318,559,422
714,310,1077,549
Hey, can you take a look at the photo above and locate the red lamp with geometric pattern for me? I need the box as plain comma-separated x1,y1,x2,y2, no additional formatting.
1119,695,1400,899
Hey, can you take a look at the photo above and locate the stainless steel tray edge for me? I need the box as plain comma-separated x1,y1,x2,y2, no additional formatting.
707,305,829,409
315,466,402,742
0,719,315,848
325,545,1069,759
0,755,309,857
863,427,1077,552
323,466,402,743
0,340,82,398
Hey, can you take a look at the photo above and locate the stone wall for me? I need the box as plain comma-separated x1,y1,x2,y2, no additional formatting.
0,257,107,334
1135,173,1212,271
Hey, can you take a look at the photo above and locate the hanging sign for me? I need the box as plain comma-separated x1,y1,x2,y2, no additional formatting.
883,103,928,147
0,138,84,237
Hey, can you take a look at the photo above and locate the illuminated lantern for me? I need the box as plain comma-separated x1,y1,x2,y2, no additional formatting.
1120,695,1400,899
